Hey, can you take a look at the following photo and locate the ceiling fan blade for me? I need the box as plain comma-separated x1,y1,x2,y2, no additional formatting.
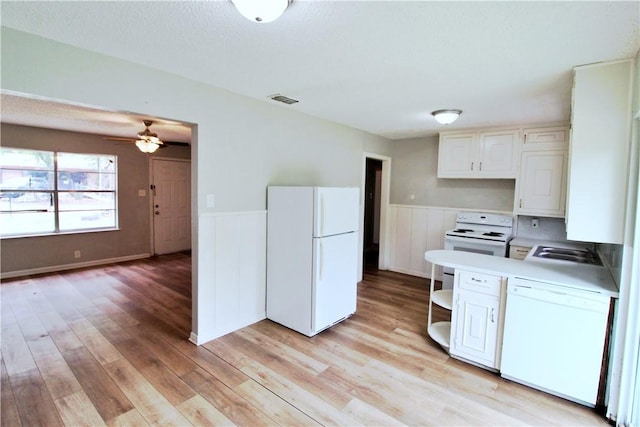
164,140,190,147
103,136,189,148
103,136,135,142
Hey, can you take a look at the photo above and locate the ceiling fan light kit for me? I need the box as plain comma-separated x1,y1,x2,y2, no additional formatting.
432,109,463,125
231,0,290,23
135,120,163,153
135,139,161,154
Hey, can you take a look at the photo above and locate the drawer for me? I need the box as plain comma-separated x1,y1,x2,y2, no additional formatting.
456,270,503,296
509,245,532,260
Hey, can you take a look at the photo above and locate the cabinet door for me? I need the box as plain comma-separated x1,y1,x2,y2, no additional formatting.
450,289,501,369
567,60,632,244
517,151,567,217
523,126,569,151
478,130,520,178
437,133,477,178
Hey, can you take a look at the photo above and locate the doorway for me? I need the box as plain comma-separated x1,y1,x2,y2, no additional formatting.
151,158,192,255
364,158,383,270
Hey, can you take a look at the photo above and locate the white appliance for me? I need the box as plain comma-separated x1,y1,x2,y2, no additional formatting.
266,186,359,337
443,212,513,289
501,277,610,407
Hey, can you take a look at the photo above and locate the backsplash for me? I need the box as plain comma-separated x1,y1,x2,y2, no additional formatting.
515,216,623,289
515,216,568,241
598,243,623,287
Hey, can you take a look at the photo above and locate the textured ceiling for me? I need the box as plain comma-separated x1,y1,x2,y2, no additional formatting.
1,92,192,143
1,1,639,141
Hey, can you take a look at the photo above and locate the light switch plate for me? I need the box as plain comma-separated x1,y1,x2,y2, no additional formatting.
138,189,146,197
207,194,215,208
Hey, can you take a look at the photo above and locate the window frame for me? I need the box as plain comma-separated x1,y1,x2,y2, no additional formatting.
0,147,119,239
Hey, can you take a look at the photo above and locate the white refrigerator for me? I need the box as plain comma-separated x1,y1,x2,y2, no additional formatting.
266,186,359,337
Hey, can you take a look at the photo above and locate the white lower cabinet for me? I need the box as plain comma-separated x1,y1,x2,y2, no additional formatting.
449,270,506,370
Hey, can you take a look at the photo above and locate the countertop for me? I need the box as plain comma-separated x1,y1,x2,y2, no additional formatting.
425,249,618,297
509,237,594,250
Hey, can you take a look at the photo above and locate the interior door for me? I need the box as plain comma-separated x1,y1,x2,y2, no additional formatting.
152,159,191,255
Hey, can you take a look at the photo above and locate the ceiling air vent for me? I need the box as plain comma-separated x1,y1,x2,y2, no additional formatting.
268,94,299,105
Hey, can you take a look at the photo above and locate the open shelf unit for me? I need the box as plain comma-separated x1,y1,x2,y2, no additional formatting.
427,266,453,350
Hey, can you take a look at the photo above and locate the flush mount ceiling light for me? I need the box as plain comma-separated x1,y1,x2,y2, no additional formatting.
231,0,291,23
135,120,164,154
431,109,463,125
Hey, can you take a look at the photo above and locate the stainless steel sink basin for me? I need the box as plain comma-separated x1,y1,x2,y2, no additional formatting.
537,247,589,256
532,246,602,266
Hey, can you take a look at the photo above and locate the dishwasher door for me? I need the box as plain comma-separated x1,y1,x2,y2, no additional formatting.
500,278,610,406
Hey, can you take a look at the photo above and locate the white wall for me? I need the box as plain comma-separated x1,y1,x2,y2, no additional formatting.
390,135,516,211
0,124,190,276
1,28,393,343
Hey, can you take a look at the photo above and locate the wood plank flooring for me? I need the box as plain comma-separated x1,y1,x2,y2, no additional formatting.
1,252,609,426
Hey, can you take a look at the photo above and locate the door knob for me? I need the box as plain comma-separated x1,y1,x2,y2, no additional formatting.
155,211,160,215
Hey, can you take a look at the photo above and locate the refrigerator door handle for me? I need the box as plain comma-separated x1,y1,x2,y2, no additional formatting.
319,241,324,281
320,194,325,236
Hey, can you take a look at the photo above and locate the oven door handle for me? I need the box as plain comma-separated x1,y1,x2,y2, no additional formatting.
444,235,509,247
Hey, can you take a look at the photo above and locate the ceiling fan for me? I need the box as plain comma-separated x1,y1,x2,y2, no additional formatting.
103,120,189,153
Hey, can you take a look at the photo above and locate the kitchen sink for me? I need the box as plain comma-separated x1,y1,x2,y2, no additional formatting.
532,246,602,266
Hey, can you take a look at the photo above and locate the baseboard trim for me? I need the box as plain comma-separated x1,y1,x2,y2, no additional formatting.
387,267,442,281
188,332,199,346
0,253,152,279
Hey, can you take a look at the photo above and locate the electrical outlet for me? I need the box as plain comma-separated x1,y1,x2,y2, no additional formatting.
74,250,81,259
531,218,539,228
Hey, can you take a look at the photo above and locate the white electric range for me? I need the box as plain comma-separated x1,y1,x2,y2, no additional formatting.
442,212,514,289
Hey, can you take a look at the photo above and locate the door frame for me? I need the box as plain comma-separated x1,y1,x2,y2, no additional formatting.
359,152,391,280
149,157,192,256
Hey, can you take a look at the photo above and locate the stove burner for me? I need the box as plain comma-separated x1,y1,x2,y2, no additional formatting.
452,229,474,233
483,232,504,237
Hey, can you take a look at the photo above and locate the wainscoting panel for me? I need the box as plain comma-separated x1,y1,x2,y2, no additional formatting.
193,210,267,344
387,205,459,279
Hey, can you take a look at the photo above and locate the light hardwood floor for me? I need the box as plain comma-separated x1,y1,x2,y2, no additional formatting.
1,252,609,426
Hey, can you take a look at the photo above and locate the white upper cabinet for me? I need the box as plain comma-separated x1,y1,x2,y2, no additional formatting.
515,125,569,217
438,129,520,178
517,151,567,217
479,130,520,176
437,133,477,178
567,59,633,244
523,126,569,151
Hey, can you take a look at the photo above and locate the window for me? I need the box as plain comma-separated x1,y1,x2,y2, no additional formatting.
0,147,117,237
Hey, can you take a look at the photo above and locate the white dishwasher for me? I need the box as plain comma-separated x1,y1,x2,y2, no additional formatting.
500,277,610,407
